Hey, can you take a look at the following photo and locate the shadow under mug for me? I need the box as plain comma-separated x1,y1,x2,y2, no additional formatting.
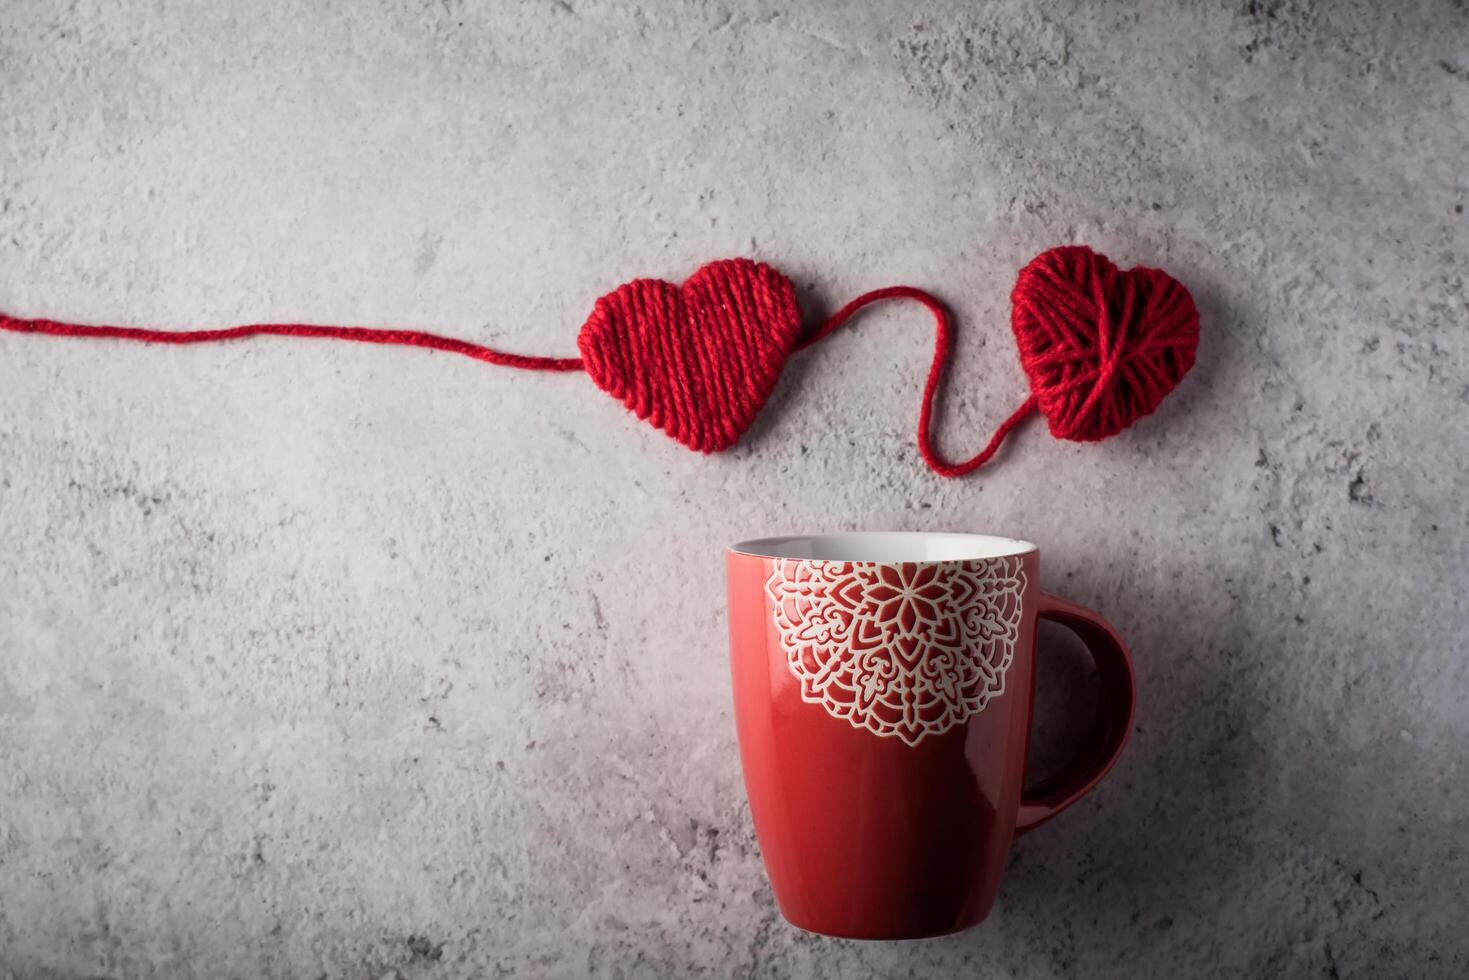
726,532,1135,940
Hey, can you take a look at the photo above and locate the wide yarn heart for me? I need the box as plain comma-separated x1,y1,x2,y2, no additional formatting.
1010,245,1199,443
577,258,801,454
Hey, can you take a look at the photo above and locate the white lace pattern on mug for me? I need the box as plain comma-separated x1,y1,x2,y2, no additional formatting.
765,558,1027,746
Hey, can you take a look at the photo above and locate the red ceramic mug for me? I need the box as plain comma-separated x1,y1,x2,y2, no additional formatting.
726,532,1135,940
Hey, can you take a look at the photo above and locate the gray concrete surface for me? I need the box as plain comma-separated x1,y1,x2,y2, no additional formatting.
2,1,1466,977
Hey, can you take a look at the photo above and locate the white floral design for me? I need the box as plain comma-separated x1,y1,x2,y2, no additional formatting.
764,558,1027,746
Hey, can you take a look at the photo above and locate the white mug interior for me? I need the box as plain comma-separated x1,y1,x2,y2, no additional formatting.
730,531,1036,562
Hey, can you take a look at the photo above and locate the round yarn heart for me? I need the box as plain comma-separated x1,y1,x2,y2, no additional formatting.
1010,245,1199,443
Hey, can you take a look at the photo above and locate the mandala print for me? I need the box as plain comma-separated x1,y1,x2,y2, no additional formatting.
765,558,1027,746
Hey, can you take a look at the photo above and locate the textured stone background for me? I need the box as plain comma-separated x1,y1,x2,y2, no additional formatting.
2,0,1466,977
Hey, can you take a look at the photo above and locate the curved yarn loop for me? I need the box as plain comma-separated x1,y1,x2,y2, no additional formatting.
800,286,1036,478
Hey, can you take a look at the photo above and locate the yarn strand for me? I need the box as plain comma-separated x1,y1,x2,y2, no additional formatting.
801,286,1036,477
1,281,1050,477
0,312,585,372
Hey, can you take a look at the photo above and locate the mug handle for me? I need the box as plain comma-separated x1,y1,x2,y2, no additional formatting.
1014,591,1137,836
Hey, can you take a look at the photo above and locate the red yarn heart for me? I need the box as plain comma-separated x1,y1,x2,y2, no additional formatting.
1010,245,1199,442
576,258,801,453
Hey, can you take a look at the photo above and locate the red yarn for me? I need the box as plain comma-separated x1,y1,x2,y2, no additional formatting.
798,286,1037,478
0,245,1198,478
1010,245,1198,442
578,258,801,454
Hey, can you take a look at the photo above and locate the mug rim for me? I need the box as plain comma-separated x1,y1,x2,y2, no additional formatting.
729,531,1037,563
